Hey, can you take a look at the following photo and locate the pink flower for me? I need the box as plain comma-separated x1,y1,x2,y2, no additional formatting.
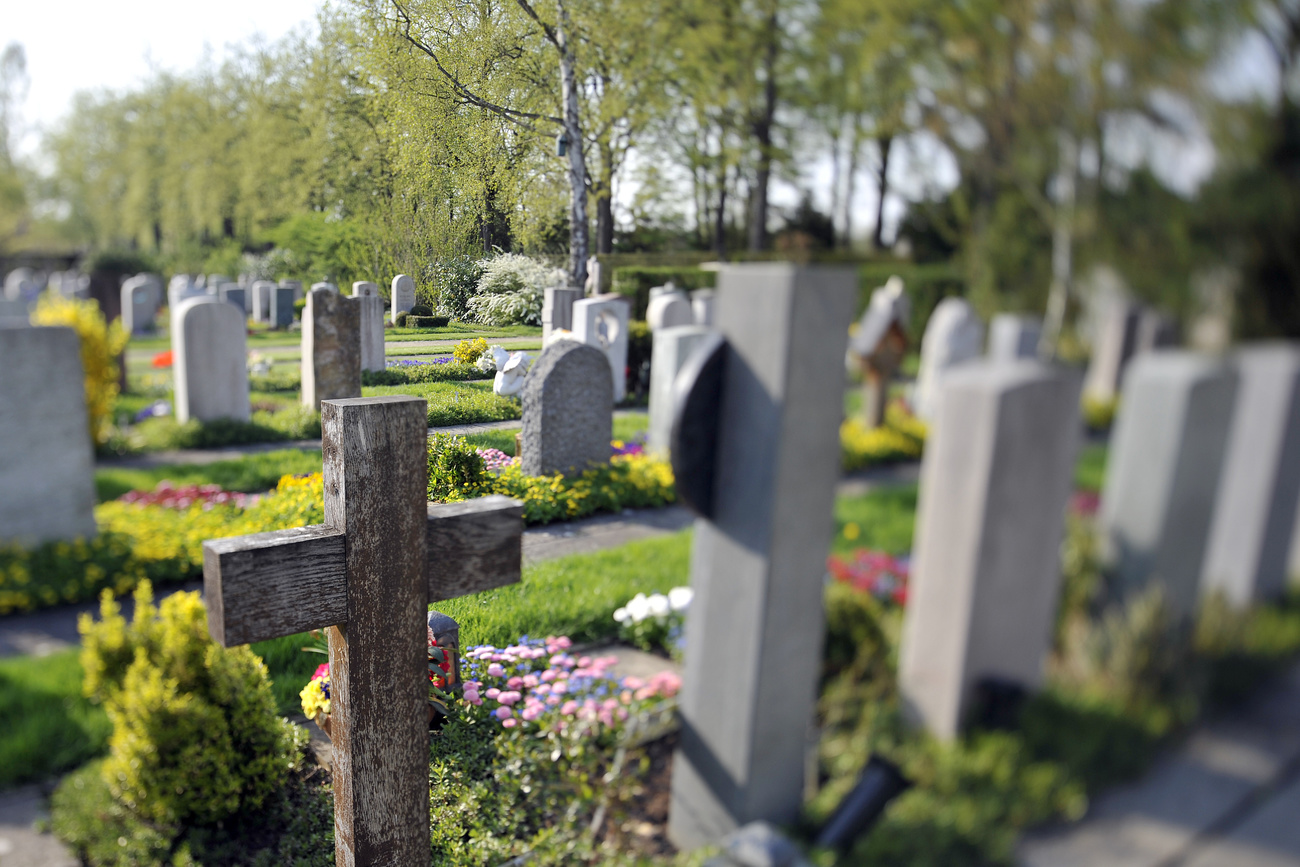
579,656,592,667
540,670,557,683
498,691,521,706
560,700,579,715
522,706,542,722
603,698,620,712
463,688,480,703
546,695,561,707
621,676,644,690
535,683,551,695
507,676,524,689
487,663,505,677
620,691,634,704
522,674,539,688
554,636,573,649
502,718,517,728
485,688,501,699
494,706,513,720
551,682,568,695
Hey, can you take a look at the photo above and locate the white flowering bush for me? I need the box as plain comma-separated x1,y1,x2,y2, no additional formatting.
465,253,568,326
614,586,692,659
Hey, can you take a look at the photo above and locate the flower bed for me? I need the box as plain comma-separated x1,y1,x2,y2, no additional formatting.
841,401,927,471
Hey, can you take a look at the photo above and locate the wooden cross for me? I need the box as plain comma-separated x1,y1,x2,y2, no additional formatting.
201,396,523,866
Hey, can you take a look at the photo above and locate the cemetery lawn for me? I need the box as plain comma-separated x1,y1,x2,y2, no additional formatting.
0,649,110,789
94,448,323,502
1075,441,1108,492
362,380,521,426
462,411,651,454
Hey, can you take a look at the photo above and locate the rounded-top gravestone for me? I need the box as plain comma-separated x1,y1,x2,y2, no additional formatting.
173,296,251,424
521,341,613,478
391,274,416,324
914,297,984,421
647,291,694,331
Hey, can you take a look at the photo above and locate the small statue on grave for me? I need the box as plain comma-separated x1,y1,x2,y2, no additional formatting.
848,276,910,429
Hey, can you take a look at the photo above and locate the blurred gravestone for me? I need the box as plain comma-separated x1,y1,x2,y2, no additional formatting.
1202,343,1300,607
848,276,910,427
219,283,247,316
0,325,98,546
521,341,612,478
251,281,275,323
898,361,1081,740
1099,351,1237,620
913,297,984,421
647,289,694,331
3,268,40,304
391,274,416,325
542,286,578,344
1083,299,1139,404
1136,309,1179,355
281,279,304,303
120,274,162,335
172,296,251,424
648,325,713,456
573,294,629,402
312,281,338,294
692,289,716,327
668,264,855,847
352,282,386,372
987,314,1042,362
272,285,296,329
302,287,361,411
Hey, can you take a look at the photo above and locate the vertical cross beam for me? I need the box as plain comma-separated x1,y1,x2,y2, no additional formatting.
323,396,429,865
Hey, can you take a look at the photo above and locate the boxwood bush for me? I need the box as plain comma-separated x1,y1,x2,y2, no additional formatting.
408,315,451,329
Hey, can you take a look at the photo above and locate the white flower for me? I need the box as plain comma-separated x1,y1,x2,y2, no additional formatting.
613,607,629,624
647,594,671,618
668,586,693,612
625,593,651,623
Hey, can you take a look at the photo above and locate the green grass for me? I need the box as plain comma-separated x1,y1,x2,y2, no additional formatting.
363,380,522,426
833,484,918,555
386,324,541,341
95,449,324,502
1076,442,1108,493
0,650,111,789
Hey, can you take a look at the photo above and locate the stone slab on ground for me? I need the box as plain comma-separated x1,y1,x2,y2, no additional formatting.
0,784,78,867
1017,660,1300,867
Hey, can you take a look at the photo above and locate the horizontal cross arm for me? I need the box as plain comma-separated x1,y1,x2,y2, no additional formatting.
427,495,524,602
203,525,347,646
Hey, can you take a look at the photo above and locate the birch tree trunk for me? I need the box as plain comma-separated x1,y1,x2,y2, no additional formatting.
557,1,590,288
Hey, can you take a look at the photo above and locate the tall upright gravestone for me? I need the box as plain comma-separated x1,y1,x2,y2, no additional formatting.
647,325,713,456
898,361,1081,740
0,325,98,545
572,294,629,402
172,297,251,424
667,265,855,847
219,282,247,315
914,297,984,421
1099,351,1237,620
272,282,298,329
987,314,1042,362
251,280,275,323
521,341,612,477
352,281,386,372
1202,343,1300,606
120,274,162,335
542,286,579,344
302,287,362,411
391,274,416,325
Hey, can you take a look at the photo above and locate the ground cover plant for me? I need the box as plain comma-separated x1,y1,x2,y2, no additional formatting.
102,405,322,455
362,380,521,426
94,448,323,502
840,401,928,471
0,649,111,789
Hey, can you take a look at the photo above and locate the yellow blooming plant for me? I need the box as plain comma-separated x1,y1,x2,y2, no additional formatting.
452,337,489,366
299,665,331,720
31,294,129,445
841,402,928,471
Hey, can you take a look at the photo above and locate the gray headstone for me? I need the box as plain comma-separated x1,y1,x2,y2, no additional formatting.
542,286,579,344
521,341,612,478
3,268,40,304
0,325,98,546
355,293,386,373
120,274,162,335
251,280,275,323
668,265,855,847
1202,343,1300,607
1136,308,1179,354
206,275,230,295
692,289,716,327
648,325,714,456
352,281,379,297
302,288,361,410
172,297,251,424
898,361,1081,740
281,279,304,303
572,294,629,402
391,274,416,325
219,283,247,315
0,298,30,326
272,285,296,329
647,291,694,331
1083,299,1140,403
312,281,338,294
914,297,984,421
1099,351,1238,620
987,314,1043,362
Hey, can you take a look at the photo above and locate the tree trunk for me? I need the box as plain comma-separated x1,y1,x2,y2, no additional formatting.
829,115,843,248
557,2,590,288
844,115,861,248
714,163,728,258
595,139,615,254
747,7,779,252
873,134,893,251
1040,132,1078,359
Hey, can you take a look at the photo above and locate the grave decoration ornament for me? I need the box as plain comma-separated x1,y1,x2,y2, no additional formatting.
202,396,524,865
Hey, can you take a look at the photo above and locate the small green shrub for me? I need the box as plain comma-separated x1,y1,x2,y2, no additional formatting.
409,303,434,317
427,433,492,502
453,337,490,365
626,320,652,403
394,311,408,327
409,315,451,329
1082,394,1119,432
610,267,715,319
32,294,129,446
362,361,490,386
79,583,305,829
293,298,307,317
248,366,300,393
467,253,566,326
366,381,520,426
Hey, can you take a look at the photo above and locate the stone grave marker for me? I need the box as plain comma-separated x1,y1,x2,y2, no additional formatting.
273,282,299,328
1202,343,1300,607
647,325,713,456
1136,308,1179,355
203,396,524,865
914,296,984,421
172,296,251,424
391,274,416,325
692,289,716,327
120,274,162,335
647,289,694,331
219,282,248,315
206,275,231,295
1083,299,1139,404
352,282,385,372
521,340,613,477
542,286,579,344
312,281,338,293
666,264,855,847
302,287,362,410
251,280,275,323
3,268,40,304
848,276,909,427
168,275,203,308
987,314,1042,362
572,294,629,402
1099,351,1238,620
898,361,1081,740
0,325,98,546
0,298,29,325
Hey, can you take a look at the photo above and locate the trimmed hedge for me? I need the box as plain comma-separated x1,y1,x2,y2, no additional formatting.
610,266,716,319
409,315,452,329
361,361,491,386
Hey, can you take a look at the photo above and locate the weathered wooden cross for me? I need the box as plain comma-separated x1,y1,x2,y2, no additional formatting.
201,396,523,866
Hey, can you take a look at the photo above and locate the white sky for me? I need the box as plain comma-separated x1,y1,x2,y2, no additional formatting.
7,0,323,149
